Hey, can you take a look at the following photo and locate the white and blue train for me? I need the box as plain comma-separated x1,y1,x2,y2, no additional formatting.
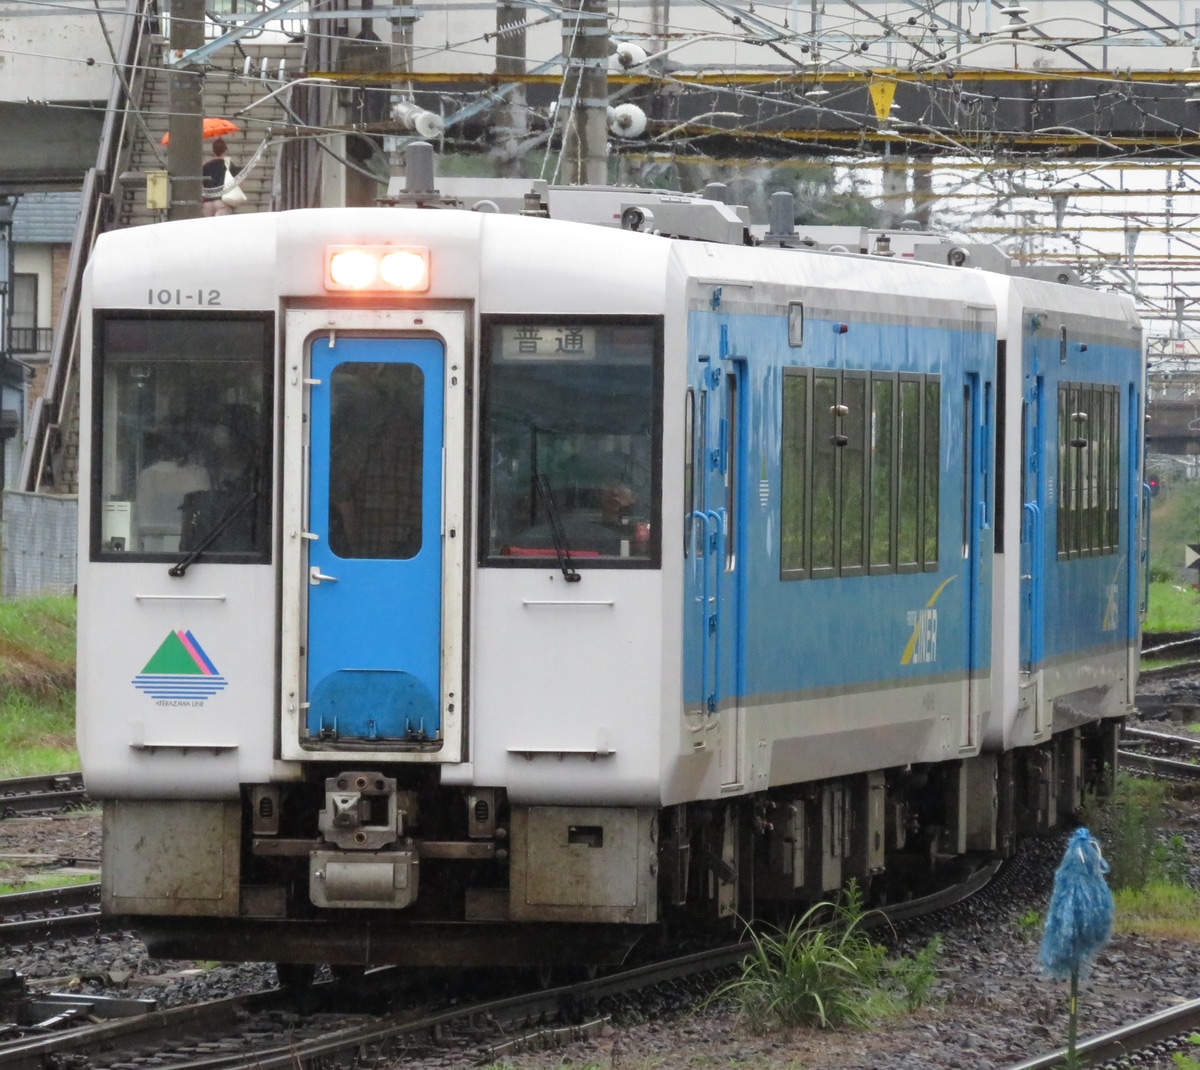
76,158,1145,972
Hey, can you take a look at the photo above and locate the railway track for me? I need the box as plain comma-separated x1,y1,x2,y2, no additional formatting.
0,772,101,945
1120,725,1200,781
0,984,308,1070
0,882,105,946
0,773,86,817
0,859,1002,1070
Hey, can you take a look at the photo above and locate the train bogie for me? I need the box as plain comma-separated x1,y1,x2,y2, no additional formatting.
75,172,1144,968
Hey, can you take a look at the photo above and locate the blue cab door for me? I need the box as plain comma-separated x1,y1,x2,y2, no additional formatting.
305,335,445,743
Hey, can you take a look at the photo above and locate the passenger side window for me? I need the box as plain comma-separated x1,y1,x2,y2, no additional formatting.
1057,380,1120,557
781,371,808,574
782,368,940,578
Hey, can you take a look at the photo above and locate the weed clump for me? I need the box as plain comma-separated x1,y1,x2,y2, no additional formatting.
711,881,942,1031
1081,773,1179,891
1080,772,1200,941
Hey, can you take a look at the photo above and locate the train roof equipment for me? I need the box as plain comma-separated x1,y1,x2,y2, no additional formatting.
383,141,1081,286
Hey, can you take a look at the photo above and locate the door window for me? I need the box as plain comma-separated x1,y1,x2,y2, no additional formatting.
328,362,424,559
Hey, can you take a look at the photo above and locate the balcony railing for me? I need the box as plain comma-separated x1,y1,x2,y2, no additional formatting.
10,327,52,354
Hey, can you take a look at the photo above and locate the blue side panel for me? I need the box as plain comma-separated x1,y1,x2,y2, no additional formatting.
682,305,994,708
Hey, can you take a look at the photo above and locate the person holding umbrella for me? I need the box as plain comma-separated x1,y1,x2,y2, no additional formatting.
161,119,243,216
201,137,243,217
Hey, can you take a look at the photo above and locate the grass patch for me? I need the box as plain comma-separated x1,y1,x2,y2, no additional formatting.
1140,656,1200,671
0,595,77,777
0,871,96,895
1170,1035,1200,1069
1017,909,1042,933
1113,882,1200,940
1082,775,1200,940
1148,480,1200,574
1145,582,1200,634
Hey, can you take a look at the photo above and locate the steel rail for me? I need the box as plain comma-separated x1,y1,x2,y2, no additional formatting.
1136,659,1200,683
1003,994,1200,1070
0,772,87,817
0,887,106,945
1118,749,1200,779
1142,633,1200,659
0,883,110,947
0,988,296,1070
0,883,99,915
0,911,112,946
1123,725,1200,748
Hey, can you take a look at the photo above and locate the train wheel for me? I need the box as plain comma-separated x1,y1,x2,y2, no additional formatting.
275,962,317,990
330,965,366,982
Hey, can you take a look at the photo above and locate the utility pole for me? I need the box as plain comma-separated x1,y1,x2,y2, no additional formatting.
167,0,205,220
560,0,608,186
492,0,527,177
0,198,14,374
880,152,905,228
912,156,934,228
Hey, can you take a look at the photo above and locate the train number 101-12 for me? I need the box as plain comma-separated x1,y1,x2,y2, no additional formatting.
147,288,221,306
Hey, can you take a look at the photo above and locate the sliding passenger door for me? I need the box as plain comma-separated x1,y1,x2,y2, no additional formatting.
1020,356,1050,737
688,353,745,788
960,372,989,751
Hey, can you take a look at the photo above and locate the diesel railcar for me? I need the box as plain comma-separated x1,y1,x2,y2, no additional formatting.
75,166,1145,972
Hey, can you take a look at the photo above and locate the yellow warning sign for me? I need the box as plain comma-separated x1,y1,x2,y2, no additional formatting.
869,81,897,121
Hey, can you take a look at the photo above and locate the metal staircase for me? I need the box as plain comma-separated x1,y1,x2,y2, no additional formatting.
21,3,303,496
117,42,301,227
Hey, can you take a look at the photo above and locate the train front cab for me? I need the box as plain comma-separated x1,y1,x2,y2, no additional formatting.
79,214,675,969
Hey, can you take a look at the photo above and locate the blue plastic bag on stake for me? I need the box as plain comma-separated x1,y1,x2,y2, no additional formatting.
1039,827,1114,980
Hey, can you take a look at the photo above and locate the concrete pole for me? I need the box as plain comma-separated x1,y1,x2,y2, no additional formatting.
493,1,527,177
911,156,934,227
0,198,14,374
880,153,905,228
391,0,417,179
649,0,669,62
167,0,205,220
561,0,608,186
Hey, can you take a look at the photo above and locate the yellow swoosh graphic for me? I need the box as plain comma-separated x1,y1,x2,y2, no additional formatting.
901,575,957,666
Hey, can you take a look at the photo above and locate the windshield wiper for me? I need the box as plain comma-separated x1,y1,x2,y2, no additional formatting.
533,473,581,583
169,490,258,577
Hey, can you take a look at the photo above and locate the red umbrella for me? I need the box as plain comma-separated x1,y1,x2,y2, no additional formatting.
160,118,240,145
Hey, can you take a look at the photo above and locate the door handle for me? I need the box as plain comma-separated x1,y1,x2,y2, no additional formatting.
309,566,338,585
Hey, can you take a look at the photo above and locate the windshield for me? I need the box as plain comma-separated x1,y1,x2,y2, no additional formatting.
480,317,662,567
93,314,273,561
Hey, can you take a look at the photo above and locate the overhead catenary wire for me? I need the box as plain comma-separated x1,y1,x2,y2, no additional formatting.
13,0,1200,334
